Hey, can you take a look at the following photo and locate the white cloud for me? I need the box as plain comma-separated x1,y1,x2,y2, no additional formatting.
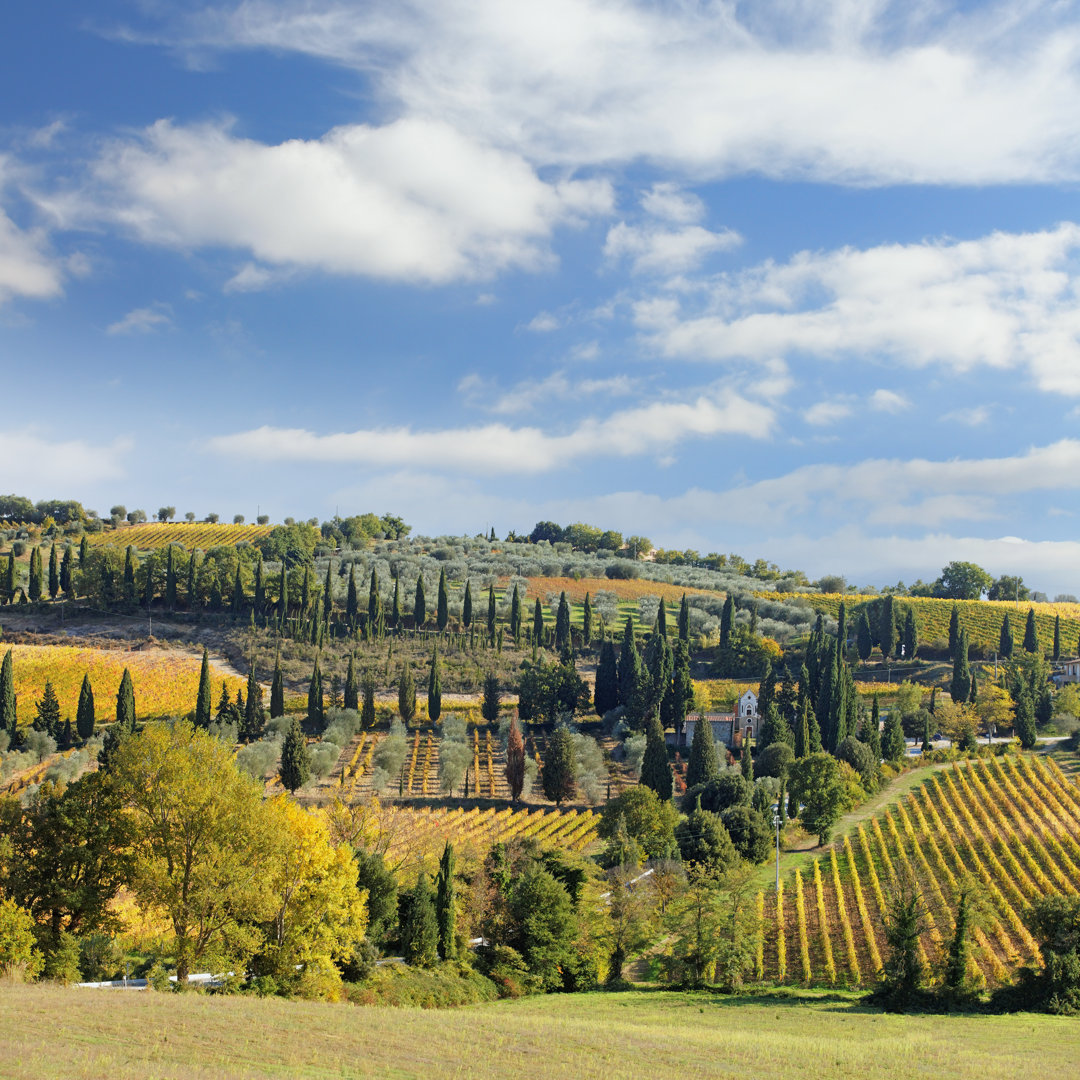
106,305,172,335
604,221,741,275
942,405,991,426
0,165,64,305
208,388,773,474
485,370,638,415
640,183,706,225
803,399,853,426
51,117,612,285
641,223,1080,395
141,0,1080,186
870,389,911,413
0,429,131,487
525,311,561,332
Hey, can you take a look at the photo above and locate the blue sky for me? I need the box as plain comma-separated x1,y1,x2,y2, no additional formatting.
4,1,1080,591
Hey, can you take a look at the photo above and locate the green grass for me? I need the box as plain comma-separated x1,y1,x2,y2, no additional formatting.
2,984,1076,1080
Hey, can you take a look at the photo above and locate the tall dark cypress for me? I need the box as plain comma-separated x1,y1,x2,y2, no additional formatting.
323,559,334,626
48,543,59,600
618,616,638,706
663,638,693,744
639,715,673,801
254,551,264,615
1023,608,1038,653
270,654,285,719
999,612,1014,659
487,585,497,644
76,673,95,740
594,639,619,716
678,593,690,642
1054,614,1062,661
509,584,522,644
242,668,264,743
195,648,213,728
29,545,44,603
391,577,401,628
278,562,288,624
757,661,776,720
115,668,136,731
948,603,961,659
719,594,734,650
361,672,376,728
368,568,382,631
344,654,359,712
301,565,312,616
165,545,177,609
462,580,473,628
414,575,426,629
279,717,311,792
434,841,457,960
879,594,896,660
836,601,846,652
427,647,442,723
187,551,198,609
902,607,918,660
437,569,449,631
0,649,16,740
582,592,592,646
143,554,154,608
122,546,135,604
346,565,358,625
555,591,571,651
656,598,668,639
532,597,544,643
5,551,16,603
78,535,89,566
231,563,243,614
686,711,720,788
950,629,971,704
856,610,872,661
307,658,324,731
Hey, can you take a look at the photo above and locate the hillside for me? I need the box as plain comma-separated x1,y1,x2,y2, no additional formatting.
1,985,1076,1080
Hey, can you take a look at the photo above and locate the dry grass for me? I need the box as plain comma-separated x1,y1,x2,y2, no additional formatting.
517,575,718,605
0,984,1075,1080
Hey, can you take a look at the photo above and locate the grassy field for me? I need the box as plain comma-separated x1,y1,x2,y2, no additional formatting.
0,984,1075,1080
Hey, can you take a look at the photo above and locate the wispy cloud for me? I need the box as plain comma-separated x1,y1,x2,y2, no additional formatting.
106,304,172,335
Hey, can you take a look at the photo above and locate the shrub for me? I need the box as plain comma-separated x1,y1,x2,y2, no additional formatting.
682,771,750,814
0,898,41,981
605,562,640,580
756,742,794,779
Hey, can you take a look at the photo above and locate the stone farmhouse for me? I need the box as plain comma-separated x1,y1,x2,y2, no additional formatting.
675,689,758,751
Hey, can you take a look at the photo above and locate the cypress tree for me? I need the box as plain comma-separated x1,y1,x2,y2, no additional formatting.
231,563,243,614
115,668,135,732
345,564,358,625
121,546,135,604
640,715,673,801
4,551,15,603
582,592,593,646
58,719,74,751
462,580,473,628
686,713,720,788
880,594,896,660
34,680,60,737
664,638,693,743
78,535,89,566
391,577,401,628
361,672,376,729
656,598,668,639
278,562,288,623
143,553,155,608
75,673,95,740
510,584,522,644
806,700,822,754
323,559,334,626
678,593,690,642
836,601,847,652
1015,691,1037,749
948,604,960,659
427,647,442,723
1054,614,1062,661
902,607,917,660
270,654,285,718
414,575,426,628
883,709,906,764
216,683,233,724
555,591,571,651
950,629,971,704
368,569,383,635
242,668,264,742
1023,608,1038,653
968,668,978,705
28,545,44,603
481,673,500,726
758,661,776,721
307,659,324,731
402,873,438,967
344,654,358,712
254,551,264,615
506,714,525,801
541,726,576,805
398,664,416,724
532,597,544,643
618,617,638,706
943,888,974,997
929,687,937,715
165,545,177,609
187,551,199,609
0,648,15,741
740,736,753,779
856,610,873,661
279,716,311,792
433,569,448,632
487,585,497,644
921,711,932,754
300,564,311,616
434,842,457,960
719,594,734,650
795,697,811,758
48,543,59,600
594,639,619,717
195,648,213,728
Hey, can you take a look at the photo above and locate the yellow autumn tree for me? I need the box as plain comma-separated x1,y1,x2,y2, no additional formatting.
256,797,368,998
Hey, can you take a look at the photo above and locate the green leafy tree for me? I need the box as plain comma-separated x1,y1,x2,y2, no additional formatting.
75,673,95,741
678,593,690,642
391,577,401,628
542,725,576,805
879,594,896,660
675,807,737,875
194,648,213,728
740,737,753,779
788,752,853,845
507,865,578,992
280,716,311,792
241,669,264,743
936,561,992,600
3,551,15,604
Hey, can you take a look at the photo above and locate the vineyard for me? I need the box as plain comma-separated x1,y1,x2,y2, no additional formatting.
759,754,1080,987
85,521,274,550
4,644,247,723
774,593,1080,657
